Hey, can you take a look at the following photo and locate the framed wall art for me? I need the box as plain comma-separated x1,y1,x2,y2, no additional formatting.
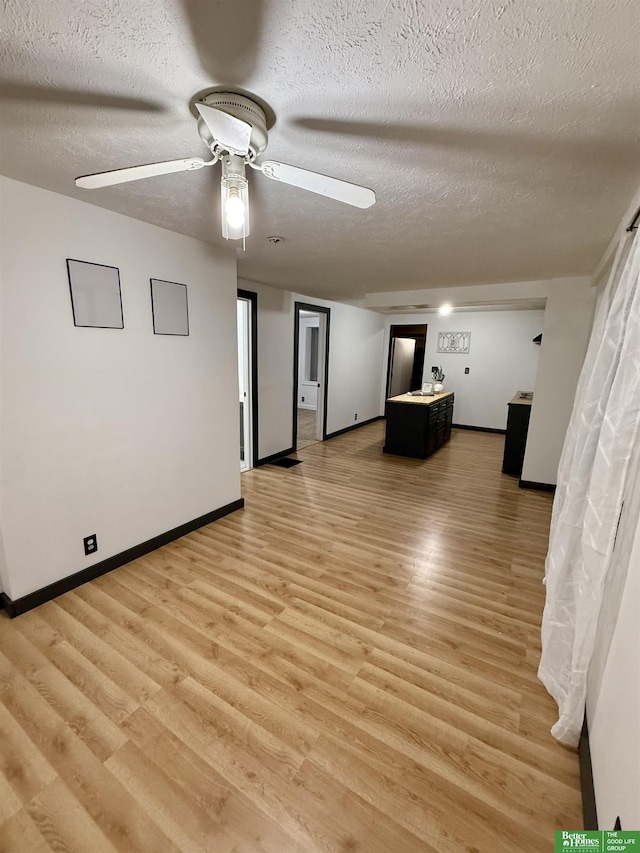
150,278,189,336
66,258,124,329
437,331,471,354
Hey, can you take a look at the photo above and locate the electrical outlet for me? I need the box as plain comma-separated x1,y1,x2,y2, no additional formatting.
83,534,97,556
301,396,305,402
465,367,470,374
354,413,358,421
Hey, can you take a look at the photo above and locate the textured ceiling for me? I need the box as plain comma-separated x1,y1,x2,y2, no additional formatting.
1,0,639,302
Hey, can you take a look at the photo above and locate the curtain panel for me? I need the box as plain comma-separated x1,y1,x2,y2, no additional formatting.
538,231,640,746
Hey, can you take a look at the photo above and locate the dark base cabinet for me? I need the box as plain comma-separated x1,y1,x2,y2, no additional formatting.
502,399,532,476
384,393,454,459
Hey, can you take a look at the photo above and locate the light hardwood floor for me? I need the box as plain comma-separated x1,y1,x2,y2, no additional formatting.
0,423,582,852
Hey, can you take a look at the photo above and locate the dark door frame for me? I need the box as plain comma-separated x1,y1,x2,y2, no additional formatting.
238,288,259,467
386,323,428,397
293,302,330,451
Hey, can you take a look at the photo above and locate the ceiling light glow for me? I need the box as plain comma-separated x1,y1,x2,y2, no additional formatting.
221,154,250,241
438,303,452,316
225,193,245,229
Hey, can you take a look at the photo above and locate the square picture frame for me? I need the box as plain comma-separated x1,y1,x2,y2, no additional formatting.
66,258,124,329
150,278,189,336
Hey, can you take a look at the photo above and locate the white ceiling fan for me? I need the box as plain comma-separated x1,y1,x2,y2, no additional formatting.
75,92,376,243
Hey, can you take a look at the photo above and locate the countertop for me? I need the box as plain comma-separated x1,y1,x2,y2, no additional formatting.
387,391,454,406
509,391,534,406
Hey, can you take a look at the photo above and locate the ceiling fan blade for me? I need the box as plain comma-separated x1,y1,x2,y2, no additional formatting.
0,81,163,112
75,157,207,189
182,0,263,85
195,103,251,155
258,161,376,209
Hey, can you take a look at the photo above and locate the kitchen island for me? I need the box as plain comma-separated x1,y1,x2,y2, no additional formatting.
383,391,454,459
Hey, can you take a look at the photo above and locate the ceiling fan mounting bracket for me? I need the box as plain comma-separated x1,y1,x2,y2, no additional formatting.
197,92,268,158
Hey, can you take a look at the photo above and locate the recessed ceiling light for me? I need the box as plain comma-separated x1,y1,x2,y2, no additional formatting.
267,235,285,244
438,303,452,316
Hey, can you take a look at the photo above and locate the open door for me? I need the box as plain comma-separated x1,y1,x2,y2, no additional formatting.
386,324,427,398
388,338,416,397
237,290,258,470
293,303,330,451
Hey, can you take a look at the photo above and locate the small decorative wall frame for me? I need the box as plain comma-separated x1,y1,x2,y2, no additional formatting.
150,279,189,336
66,258,124,329
437,331,471,354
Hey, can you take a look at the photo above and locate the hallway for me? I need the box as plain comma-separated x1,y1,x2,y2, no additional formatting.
296,407,319,450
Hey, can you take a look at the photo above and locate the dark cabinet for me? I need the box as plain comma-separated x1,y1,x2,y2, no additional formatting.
502,395,533,476
384,393,454,459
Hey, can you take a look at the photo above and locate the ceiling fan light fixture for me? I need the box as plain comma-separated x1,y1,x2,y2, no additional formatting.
73,91,376,244
221,154,250,240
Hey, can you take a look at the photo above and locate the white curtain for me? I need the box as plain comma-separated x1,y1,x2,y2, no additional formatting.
538,229,640,746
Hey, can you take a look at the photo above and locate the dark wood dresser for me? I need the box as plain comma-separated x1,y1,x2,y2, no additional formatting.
383,391,454,459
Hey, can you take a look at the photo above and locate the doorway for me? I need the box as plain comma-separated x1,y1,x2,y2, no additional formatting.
237,290,258,470
293,302,330,451
386,324,427,398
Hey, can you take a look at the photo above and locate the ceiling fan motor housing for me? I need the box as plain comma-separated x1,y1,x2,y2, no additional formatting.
197,92,268,158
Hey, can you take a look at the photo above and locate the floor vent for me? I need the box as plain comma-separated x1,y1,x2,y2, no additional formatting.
269,457,302,468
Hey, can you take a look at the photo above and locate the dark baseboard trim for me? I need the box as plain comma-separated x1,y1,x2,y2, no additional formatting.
1,499,244,618
518,479,556,493
256,447,295,467
579,716,598,830
453,423,507,435
325,416,383,440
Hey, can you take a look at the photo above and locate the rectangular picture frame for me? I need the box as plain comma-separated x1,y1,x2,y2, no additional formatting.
66,258,124,329
150,278,189,336
437,331,471,354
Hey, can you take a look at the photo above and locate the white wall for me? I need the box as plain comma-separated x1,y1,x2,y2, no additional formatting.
586,444,640,829
522,278,596,485
243,282,294,459
0,267,6,592
589,516,640,829
238,279,385,458
0,177,240,602
382,310,544,430
325,302,385,434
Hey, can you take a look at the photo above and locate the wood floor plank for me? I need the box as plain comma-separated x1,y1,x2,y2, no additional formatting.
52,593,184,690
0,772,21,826
0,425,582,851
25,777,119,853
141,687,319,849
121,707,303,853
0,670,177,852
105,740,231,853
0,660,58,807
28,665,128,763
287,758,439,853
0,809,51,853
